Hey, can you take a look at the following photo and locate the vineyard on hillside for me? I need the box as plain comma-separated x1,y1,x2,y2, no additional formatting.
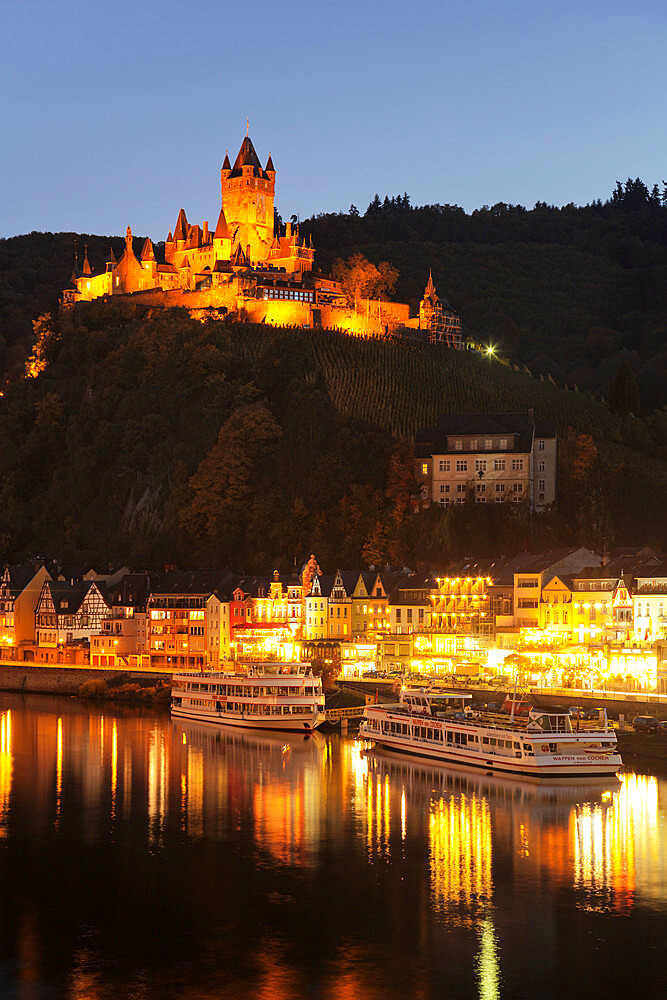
223,323,617,439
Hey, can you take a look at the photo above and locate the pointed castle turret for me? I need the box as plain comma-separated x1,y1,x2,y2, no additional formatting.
82,244,92,277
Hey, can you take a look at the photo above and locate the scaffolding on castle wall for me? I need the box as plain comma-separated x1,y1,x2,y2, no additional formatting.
427,304,463,348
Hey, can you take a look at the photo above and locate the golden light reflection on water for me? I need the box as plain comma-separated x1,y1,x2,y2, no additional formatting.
429,792,493,924
573,772,659,912
55,716,62,829
0,710,12,836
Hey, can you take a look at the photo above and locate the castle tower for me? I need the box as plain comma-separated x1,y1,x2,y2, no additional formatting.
220,135,275,264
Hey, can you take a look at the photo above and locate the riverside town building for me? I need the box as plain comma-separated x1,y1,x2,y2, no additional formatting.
61,132,461,342
415,410,557,512
1,548,666,693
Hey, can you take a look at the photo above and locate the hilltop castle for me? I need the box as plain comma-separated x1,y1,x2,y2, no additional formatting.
63,134,461,342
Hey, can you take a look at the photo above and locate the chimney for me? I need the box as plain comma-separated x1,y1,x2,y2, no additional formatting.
203,220,209,244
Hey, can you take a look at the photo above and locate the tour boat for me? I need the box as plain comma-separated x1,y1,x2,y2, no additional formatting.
359,688,623,779
170,662,326,732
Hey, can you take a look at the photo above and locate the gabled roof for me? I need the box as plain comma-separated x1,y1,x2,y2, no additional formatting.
230,243,249,267
43,580,97,615
2,563,47,596
214,206,230,240
333,571,359,596
311,574,335,597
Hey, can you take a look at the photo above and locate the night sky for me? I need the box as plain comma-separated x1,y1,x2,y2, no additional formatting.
2,0,665,239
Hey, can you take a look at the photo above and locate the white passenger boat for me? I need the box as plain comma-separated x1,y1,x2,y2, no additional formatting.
359,688,623,778
171,662,326,732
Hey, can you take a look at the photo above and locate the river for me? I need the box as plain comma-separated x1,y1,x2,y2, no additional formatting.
0,693,663,999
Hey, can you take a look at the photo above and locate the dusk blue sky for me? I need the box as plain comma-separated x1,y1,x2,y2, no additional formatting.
2,0,665,240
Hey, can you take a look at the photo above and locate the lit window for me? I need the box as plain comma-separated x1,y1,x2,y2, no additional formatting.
421,463,428,475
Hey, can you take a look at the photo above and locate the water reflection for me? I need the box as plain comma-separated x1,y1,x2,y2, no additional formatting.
0,694,664,999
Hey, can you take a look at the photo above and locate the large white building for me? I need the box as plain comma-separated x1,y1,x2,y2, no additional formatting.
415,410,557,511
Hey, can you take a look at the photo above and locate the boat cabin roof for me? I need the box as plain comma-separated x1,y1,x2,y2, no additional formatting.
402,688,472,701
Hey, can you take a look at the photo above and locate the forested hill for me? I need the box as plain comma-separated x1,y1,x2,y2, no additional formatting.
300,178,667,413
1,177,666,412
0,308,665,573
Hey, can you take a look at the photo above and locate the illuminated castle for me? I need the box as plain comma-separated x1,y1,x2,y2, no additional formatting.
63,133,459,339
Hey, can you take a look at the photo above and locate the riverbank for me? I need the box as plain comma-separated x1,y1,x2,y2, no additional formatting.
0,663,171,699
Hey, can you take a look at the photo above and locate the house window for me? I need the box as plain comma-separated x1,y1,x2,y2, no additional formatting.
407,609,413,623
499,439,508,449
421,463,428,475
538,460,545,472
495,483,505,493
475,460,487,472
454,440,463,451
538,479,545,492
538,440,545,451
396,609,401,622
494,459,505,471
511,459,523,471
456,460,467,472
440,498,450,508
439,460,450,472
512,483,522,493
476,483,486,492
457,484,466,493
484,439,492,449
439,484,450,493
469,439,477,450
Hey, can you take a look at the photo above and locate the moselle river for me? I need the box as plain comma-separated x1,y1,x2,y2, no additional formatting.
0,693,664,1000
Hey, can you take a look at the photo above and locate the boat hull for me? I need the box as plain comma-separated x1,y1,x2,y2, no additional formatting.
171,704,325,732
360,728,622,779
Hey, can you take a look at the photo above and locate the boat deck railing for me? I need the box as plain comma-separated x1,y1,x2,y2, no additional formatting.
370,705,613,737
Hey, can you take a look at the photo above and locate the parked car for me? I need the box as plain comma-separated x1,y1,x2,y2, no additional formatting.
632,715,660,733
362,669,378,679
658,720,667,733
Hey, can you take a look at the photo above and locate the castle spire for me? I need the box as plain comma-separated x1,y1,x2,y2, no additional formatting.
125,226,133,254
214,205,230,240
70,252,79,286
173,208,188,242
424,269,437,301
82,244,92,277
